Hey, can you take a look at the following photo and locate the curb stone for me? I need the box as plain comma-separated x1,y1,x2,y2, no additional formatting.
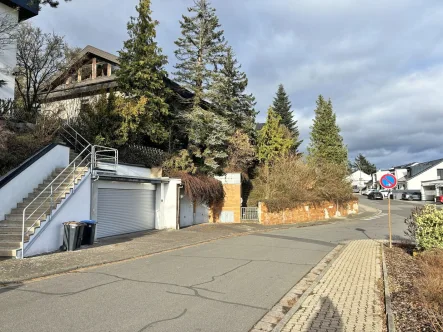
381,244,396,332
250,244,345,332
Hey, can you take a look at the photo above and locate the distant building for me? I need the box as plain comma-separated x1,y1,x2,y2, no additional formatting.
0,0,39,100
347,170,371,190
370,159,443,201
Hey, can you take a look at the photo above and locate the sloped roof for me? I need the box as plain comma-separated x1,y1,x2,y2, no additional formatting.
408,158,443,179
256,123,265,131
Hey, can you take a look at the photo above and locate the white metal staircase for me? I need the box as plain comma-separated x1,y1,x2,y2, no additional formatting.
0,124,118,258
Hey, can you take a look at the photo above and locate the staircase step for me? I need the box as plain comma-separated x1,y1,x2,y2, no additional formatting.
0,234,29,241
0,240,22,247
6,213,48,222
0,225,36,235
0,249,17,257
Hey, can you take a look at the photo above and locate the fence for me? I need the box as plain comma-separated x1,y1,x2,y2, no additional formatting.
241,207,258,221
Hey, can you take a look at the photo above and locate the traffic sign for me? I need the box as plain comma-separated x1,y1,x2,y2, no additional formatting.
380,174,397,189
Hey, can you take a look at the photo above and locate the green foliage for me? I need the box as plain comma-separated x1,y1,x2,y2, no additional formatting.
185,106,231,175
406,205,443,251
210,47,256,137
307,95,348,165
163,149,197,174
272,84,301,151
74,92,125,146
116,0,170,144
351,153,376,175
173,0,227,102
257,107,293,165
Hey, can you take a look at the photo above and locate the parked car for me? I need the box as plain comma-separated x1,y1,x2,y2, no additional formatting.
368,191,384,200
379,189,390,198
362,188,377,196
402,192,422,201
435,195,443,204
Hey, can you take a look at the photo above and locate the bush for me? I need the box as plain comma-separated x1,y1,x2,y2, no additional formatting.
405,205,443,251
248,155,353,211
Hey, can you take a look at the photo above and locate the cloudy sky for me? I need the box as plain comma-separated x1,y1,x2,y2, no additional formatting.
32,0,443,169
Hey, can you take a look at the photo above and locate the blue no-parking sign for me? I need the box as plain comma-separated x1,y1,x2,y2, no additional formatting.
380,174,397,189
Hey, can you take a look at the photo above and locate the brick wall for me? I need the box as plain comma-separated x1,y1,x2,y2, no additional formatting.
210,183,242,223
259,200,359,225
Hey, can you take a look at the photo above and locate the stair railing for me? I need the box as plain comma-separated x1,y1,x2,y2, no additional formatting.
21,144,92,258
19,123,120,258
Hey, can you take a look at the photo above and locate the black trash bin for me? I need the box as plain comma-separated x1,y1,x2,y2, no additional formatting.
81,220,97,245
62,222,85,251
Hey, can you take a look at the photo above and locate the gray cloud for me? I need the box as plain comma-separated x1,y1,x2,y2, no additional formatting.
32,0,443,169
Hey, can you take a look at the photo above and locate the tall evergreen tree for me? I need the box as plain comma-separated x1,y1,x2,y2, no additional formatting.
210,47,256,136
173,0,231,175
257,107,294,165
307,95,348,165
173,0,227,104
352,154,376,175
116,0,169,144
272,84,302,151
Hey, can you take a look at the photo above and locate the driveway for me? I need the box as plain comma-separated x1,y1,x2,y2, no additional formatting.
0,202,417,332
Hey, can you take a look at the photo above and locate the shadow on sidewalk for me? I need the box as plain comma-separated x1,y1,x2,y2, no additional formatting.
304,296,344,331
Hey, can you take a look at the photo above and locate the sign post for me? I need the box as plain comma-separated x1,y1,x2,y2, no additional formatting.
380,174,398,248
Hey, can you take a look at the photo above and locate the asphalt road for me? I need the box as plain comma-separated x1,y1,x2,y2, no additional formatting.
0,199,423,332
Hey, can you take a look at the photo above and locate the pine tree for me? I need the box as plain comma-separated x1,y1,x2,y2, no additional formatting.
116,0,169,144
307,95,348,165
257,107,294,165
352,154,376,175
210,47,256,136
272,84,302,151
173,0,231,175
173,0,227,104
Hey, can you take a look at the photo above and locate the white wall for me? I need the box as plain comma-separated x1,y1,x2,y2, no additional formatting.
157,179,181,230
41,95,98,122
215,173,241,184
407,160,443,190
96,162,152,178
179,189,209,228
0,3,19,100
24,173,91,257
0,145,69,220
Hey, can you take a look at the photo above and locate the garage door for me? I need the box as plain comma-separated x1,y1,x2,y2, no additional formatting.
97,189,156,238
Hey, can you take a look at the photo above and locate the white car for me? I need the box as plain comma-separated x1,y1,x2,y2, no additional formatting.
362,188,377,196
379,190,390,198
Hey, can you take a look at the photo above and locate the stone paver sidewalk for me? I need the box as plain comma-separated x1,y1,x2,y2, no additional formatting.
281,240,384,332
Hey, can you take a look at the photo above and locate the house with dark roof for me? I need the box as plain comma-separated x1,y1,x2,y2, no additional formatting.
40,45,196,119
0,0,39,100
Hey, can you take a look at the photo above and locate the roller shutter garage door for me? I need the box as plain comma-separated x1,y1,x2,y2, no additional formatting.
97,189,155,238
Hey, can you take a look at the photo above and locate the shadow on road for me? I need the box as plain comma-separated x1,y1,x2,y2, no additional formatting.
250,233,336,248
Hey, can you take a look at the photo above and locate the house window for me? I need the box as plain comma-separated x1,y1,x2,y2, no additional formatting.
438,169,443,179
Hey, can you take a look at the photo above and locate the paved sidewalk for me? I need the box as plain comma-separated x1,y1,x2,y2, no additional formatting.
280,240,384,332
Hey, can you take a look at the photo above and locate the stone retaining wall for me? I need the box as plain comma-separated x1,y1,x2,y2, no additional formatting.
258,200,358,225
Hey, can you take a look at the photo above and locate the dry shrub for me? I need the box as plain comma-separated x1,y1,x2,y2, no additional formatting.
416,250,443,330
171,171,225,206
249,155,353,211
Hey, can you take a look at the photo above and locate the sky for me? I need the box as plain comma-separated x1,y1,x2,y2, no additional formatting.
31,0,443,169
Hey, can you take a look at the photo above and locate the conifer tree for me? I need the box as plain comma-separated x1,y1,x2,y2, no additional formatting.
116,0,169,144
352,154,376,175
173,0,231,175
173,0,227,104
257,107,294,165
210,47,256,136
272,84,302,151
307,95,348,165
